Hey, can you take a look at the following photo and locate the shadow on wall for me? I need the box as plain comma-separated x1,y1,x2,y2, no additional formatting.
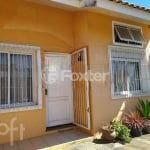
81,0,97,7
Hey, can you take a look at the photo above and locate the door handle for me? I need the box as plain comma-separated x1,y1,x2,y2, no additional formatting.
45,89,48,95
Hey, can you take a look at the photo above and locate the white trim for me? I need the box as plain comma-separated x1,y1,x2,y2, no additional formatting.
50,0,80,7
113,21,142,29
0,43,40,51
0,42,42,112
0,105,42,113
44,52,70,57
37,50,42,106
112,93,150,100
84,48,90,130
109,45,145,54
71,48,86,55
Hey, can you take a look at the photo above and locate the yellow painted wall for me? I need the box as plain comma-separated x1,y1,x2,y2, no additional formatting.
0,0,74,144
73,12,89,49
0,0,150,144
86,12,150,132
0,0,74,52
72,11,150,133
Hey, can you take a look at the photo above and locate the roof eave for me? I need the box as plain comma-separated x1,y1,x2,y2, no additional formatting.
49,0,80,7
95,0,150,24
34,0,150,24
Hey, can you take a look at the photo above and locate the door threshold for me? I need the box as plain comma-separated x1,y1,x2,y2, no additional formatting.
46,123,76,132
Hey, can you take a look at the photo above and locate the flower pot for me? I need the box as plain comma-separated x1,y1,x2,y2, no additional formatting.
143,119,150,134
101,128,116,141
131,127,142,137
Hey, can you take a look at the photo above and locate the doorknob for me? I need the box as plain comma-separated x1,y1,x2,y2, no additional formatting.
45,89,48,95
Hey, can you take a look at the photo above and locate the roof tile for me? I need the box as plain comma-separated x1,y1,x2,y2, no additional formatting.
108,0,150,13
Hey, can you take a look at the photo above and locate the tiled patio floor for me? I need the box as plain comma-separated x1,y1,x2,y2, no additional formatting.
1,129,150,150
0,129,91,150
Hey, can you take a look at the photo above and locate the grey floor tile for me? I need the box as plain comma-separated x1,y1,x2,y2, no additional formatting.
40,134,60,147
3,143,19,150
0,144,4,150
18,140,35,150
0,129,91,150
30,137,48,149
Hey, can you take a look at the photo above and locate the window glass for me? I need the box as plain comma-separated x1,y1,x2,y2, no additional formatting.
10,54,32,105
112,60,141,95
0,53,8,105
112,60,126,93
114,24,144,47
130,28,144,42
115,25,132,41
126,62,141,92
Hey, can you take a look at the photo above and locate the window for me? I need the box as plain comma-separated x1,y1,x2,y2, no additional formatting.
113,23,144,47
109,46,150,98
112,59,141,95
0,43,42,110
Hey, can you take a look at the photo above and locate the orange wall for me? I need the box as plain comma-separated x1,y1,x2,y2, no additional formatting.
73,12,89,50
0,0,74,52
86,12,150,132
0,0,150,144
72,11,150,133
0,0,74,144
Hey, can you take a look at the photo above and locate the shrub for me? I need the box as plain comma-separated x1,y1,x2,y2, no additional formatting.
137,98,150,120
122,111,145,137
112,120,131,143
122,111,144,129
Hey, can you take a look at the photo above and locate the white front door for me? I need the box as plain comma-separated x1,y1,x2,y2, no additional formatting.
45,54,73,127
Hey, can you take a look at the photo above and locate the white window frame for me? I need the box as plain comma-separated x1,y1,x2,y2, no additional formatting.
0,43,42,113
111,58,142,95
112,21,144,48
109,45,150,99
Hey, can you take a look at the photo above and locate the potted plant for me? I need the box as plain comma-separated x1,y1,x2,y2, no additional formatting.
137,98,150,134
112,120,131,143
122,111,144,137
101,122,116,141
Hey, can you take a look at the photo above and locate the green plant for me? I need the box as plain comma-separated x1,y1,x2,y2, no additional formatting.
122,111,145,137
112,120,131,143
137,98,150,120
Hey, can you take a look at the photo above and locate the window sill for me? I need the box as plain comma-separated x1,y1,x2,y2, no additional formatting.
0,105,42,113
112,93,150,100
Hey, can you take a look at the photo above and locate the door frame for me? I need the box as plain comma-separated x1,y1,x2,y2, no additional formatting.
44,52,74,127
71,48,91,130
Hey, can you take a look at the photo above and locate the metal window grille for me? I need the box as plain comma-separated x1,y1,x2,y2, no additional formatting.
109,46,150,98
0,52,33,108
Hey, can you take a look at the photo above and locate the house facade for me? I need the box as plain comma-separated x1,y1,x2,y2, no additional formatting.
0,0,150,144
